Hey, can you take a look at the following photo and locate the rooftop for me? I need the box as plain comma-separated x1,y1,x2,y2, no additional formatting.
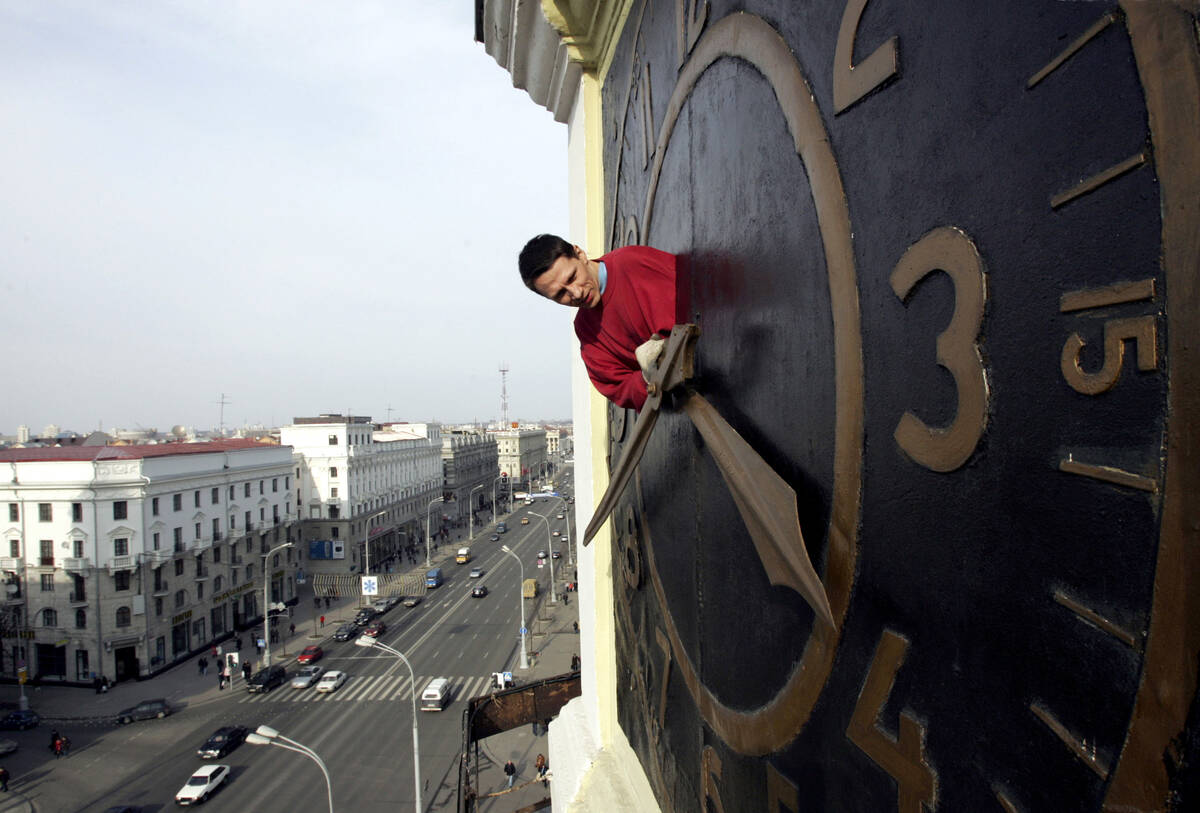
0,438,279,463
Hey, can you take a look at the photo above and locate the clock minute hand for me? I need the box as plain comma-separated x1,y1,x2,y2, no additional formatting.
582,324,700,546
680,390,835,627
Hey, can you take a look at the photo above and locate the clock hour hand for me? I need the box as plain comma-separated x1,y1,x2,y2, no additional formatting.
583,324,700,546
680,390,834,627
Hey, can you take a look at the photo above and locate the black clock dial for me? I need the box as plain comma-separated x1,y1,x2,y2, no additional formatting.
600,1,1197,811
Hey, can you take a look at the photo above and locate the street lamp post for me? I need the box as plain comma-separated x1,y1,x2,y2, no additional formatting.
468,485,485,541
492,475,507,521
499,545,529,670
245,725,333,813
526,511,558,603
362,508,389,581
262,542,294,668
424,497,444,568
355,636,421,812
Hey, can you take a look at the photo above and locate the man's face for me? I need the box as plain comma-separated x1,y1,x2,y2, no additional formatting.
532,246,600,309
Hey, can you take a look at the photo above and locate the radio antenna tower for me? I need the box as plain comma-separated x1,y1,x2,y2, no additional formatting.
215,393,232,437
499,362,510,427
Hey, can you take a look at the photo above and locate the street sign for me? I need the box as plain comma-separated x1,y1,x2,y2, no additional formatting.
17,667,26,685
362,576,378,596
520,627,527,635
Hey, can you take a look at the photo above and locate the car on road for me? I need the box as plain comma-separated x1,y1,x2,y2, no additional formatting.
364,620,387,637
552,529,560,537
297,645,324,664
197,726,248,759
471,585,489,598
520,517,530,525
174,764,230,806
354,609,378,627
469,567,484,578
557,513,565,519
315,670,348,693
291,665,324,689
246,664,287,694
0,739,17,756
490,534,500,542
0,710,40,730
537,550,547,560
117,699,172,724
552,550,562,559
385,595,402,609
372,599,390,613
333,623,357,642
403,595,422,608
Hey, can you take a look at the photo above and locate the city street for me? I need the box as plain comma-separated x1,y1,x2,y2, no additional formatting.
0,493,576,813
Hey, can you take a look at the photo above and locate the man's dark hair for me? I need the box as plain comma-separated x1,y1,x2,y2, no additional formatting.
519,234,575,291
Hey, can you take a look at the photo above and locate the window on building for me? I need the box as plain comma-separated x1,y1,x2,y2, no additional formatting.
228,485,235,500
246,565,253,582
244,483,250,498
116,606,131,627
73,539,84,558
38,504,51,522
195,522,201,540
113,501,127,520
42,608,57,627
329,506,340,520
272,553,280,567
259,480,264,495
8,540,18,558
152,532,160,550
75,609,86,629
331,525,339,538
39,540,53,567
72,502,83,522
330,487,338,499
286,475,291,489
114,538,128,557
273,505,280,523
194,490,200,508
152,497,159,515
197,582,204,600
213,575,222,591
272,478,278,493
114,571,130,591
155,597,163,616
244,511,251,530
40,573,54,592
173,527,183,551
231,569,238,586
328,435,337,445
213,545,221,563
175,559,184,576
229,513,235,529
175,590,185,609
212,518,220,540
211,487,219,504
259,507,265,522
7,504,16,522
330,466,338,478
172,493,182,511
153,567,165,591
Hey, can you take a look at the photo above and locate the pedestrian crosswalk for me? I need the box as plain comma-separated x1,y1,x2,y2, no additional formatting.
236,673,498,704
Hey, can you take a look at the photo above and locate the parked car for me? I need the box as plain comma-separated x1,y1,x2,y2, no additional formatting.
197,726,248,759
469,567,484,579
291,665,324,689
117,699,171,724
471,585,489,598
297,645,324,665
246,664,286,694
333,623,357,642
0,710,40,730
402,596,422,608
364,620,386,638
174,764,230,806
315,670,347,693
490,534,500,542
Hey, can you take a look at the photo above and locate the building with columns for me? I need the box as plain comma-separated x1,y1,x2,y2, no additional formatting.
0,439,298,684
280,416,442,576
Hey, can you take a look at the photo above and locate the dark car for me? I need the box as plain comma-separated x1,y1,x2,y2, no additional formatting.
197,725,249,759
297,645,323,664
246,664,286,694
0,710,40,730
402,596,422,608
333,624,357,641
117,699,171,724
552,550,562,559
364,620,386,638
471,585,489,598
354,608,378,626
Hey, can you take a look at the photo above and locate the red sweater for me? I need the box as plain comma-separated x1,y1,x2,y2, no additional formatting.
574,246,678,410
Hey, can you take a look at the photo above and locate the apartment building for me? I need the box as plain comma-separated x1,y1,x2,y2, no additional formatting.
441,429,499,521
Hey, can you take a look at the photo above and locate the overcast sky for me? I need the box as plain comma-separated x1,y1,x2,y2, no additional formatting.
0,1,573,436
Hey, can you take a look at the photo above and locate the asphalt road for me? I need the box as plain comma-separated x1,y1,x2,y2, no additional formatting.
65,497,575,813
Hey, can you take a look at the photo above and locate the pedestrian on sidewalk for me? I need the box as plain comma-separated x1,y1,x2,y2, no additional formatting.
0,765,9,791
504,760,516,789
535,753,548,787
243,662,252,681
198,656,208,676
289,622,296,637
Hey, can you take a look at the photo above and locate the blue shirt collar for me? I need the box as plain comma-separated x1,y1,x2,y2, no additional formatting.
597,261,607,295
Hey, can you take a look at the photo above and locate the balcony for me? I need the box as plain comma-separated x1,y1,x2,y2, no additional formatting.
145,549,172,566
62,558,90,573
152,581,170,597
195,567,211,581
0,557,23,572
107,555,134,574
68,591,87,606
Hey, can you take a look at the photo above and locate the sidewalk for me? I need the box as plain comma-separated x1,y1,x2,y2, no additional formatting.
470,585,581,812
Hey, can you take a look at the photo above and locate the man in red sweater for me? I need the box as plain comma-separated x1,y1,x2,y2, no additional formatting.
519,234,680,410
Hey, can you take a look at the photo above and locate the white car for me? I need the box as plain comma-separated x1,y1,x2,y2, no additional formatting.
315,670,347,693
556,513,564,519
175,764,229,805
291,665,324,689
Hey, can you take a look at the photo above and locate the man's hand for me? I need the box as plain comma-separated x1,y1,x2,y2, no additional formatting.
635,334,667,382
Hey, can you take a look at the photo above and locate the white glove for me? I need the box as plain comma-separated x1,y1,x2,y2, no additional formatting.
635,335,667,382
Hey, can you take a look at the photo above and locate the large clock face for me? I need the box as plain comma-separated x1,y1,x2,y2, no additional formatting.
601,1,1197,811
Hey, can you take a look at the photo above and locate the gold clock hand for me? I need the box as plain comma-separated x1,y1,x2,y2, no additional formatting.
681,389,835,627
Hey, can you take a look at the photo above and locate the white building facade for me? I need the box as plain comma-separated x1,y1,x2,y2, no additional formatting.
0,440,298,685
489,428,548,493
280,416,442,575
441,429,499,522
